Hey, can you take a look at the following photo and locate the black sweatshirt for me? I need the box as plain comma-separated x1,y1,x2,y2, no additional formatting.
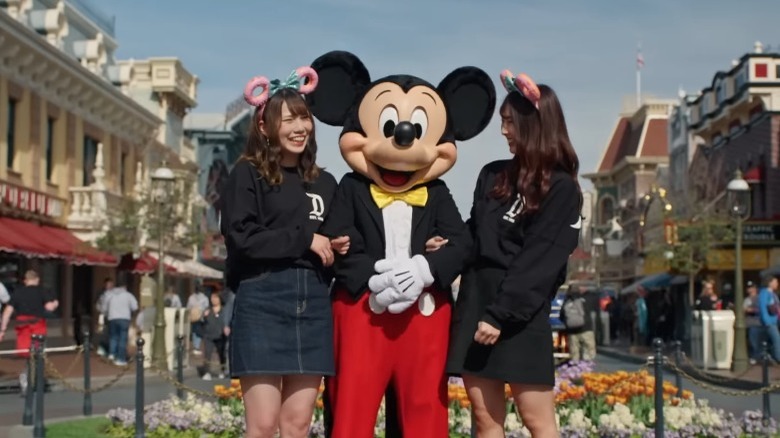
220,160,337,291
467,160,581,329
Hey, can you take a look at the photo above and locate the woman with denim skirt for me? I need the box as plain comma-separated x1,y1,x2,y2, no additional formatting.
221,66,349,438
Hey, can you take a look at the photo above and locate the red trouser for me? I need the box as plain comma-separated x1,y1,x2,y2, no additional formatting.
327,288,451,438
15,315,47,358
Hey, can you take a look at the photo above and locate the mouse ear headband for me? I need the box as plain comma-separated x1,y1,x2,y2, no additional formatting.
243,66,319,118
500,69,540,109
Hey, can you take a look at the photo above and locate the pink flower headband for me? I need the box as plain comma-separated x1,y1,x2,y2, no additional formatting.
500,69,540,109
243,66,319,117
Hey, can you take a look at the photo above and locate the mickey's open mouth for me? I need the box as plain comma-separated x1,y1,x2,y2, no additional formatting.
376,165,415,187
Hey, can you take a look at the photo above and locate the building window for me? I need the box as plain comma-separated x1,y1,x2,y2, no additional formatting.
83,136,98,186
776,64,780,79
735,68,747,90
6,99,16,170
716,82,726,104
45,117,55,181
755,63,768,78
600,198,615,225
120,152,127,194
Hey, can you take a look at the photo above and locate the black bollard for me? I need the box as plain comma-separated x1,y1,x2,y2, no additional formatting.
135,337,145,438
176,335,184,399
33,335,46,437
22,338,35,425
674,341,683,398
653,338,664,438
83,331,92,416
762,341,771,426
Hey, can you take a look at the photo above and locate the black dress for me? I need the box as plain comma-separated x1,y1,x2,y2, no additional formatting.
447,160,581,385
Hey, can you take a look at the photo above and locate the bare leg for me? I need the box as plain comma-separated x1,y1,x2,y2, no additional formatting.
510,383,558,438
463,374,506,438
279,375,323,438
241,375,283,438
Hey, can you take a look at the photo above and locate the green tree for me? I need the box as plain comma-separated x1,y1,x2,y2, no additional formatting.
96,180,203,258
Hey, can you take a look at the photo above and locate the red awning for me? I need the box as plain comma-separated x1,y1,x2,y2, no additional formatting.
0,217,118,266
118,252,177,274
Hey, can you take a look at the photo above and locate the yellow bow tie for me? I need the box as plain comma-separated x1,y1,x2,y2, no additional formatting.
370,184,428,209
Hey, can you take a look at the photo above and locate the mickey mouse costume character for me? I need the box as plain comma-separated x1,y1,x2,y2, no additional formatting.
308,51,495,437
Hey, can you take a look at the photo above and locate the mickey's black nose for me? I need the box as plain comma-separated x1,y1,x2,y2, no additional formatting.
394,122,416,147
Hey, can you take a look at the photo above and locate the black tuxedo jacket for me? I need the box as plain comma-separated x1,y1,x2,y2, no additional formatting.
321,172,472,299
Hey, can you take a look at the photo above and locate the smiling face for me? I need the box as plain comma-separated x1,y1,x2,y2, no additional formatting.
339,82,457,193
260,100,314,165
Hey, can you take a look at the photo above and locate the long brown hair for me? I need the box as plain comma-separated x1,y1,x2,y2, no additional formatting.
241,88,320,185
491,85,581,214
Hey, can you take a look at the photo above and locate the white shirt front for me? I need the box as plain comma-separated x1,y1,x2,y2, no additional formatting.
382,200,413,260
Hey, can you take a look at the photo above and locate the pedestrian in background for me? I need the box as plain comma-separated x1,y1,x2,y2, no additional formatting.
200,292,228,380
186,287,209,356
98,281,138,366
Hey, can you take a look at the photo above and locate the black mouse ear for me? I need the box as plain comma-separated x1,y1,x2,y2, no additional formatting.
308,51,371,127
438,67,496,141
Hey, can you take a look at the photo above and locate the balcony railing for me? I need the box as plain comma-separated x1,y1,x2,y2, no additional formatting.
149,59,197,106
67,186,124,232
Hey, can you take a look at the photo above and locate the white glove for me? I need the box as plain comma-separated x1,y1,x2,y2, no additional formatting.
368,255,434,313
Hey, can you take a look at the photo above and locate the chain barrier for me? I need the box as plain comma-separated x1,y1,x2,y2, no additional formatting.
653,355,780,397
676,351,757,384
146,362,220,400
43,353,136,394
56,346,85,377
40,346,222,400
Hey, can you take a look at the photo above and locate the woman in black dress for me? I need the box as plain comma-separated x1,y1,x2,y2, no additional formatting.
221,67,348,438
446,71,582,437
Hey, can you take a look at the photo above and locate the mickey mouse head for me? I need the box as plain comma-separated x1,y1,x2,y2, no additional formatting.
308,51,496,193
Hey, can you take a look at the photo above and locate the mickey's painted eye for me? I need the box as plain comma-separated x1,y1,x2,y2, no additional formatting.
379,106,399,138
410,108,428,139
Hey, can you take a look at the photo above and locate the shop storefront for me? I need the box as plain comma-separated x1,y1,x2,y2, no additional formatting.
0,180,118,341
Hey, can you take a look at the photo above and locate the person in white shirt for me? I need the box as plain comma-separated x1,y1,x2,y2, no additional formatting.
163,287,182,308
98,282,138,366
186,288,209,355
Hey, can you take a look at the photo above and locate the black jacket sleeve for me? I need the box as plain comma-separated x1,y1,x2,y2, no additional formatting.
423,183,472,289
222,161,312,261
321,175,378,298
483,176,581,329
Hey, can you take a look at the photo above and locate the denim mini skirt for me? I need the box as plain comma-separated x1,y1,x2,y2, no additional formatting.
229,267,334,377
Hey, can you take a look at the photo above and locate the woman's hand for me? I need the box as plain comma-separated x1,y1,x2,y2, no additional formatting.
425,236,448,253
330,235,351,255
310,233,335,267
474,321,501,345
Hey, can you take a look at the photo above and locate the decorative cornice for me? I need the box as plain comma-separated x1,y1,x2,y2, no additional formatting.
0,11,160,143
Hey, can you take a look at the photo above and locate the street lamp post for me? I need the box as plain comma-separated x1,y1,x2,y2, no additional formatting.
151,165,175,370
592,237,605,290
727,169,751,374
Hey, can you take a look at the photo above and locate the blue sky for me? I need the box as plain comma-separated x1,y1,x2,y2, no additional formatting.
99,0,780,215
